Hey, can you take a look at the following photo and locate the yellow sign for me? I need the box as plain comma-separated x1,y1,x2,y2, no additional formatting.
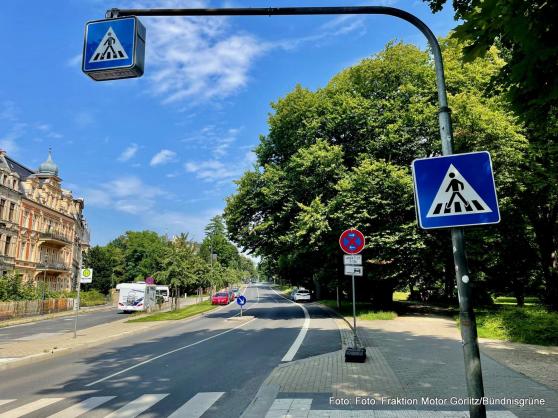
80,268,93,283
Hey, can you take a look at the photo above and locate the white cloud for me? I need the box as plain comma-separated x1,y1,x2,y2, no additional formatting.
118,143,139,162
143,208,222,242
184,150,256,183
150,149,177,166
66,54,82,68
84,176,167,215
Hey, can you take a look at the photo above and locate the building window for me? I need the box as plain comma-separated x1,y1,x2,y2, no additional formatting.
9,203,15,222
5,236,11,256
0,199,5,220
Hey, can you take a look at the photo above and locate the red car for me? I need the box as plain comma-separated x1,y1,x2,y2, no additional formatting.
212,292,231,305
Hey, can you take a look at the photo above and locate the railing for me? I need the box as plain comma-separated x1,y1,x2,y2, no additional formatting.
36,261,70,271
0,255,15,265
0,298,74,320
39,232,72,245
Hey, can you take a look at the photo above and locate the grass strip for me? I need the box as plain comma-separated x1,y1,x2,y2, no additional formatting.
320,299,397,320
459,306,558,346
127,300,217,322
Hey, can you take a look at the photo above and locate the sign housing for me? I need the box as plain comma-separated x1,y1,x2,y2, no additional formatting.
82,16,146,81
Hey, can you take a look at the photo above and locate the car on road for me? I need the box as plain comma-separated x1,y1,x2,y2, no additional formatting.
212,292,231,305
232,288,240,298
291,289,311,302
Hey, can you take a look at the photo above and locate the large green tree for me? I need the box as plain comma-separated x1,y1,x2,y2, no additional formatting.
225,38,536,305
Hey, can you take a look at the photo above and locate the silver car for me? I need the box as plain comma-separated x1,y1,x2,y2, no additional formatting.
292,289,311,302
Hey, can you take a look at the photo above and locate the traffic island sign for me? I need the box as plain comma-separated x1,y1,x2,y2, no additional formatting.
83,16,146,81
236,295,247,317
412,151,500,229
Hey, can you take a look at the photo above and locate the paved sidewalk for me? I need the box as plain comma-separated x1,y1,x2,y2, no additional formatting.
247,313,557,418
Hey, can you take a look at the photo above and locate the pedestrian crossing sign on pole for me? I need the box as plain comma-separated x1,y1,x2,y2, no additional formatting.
82,16,146,81
412,151,500,229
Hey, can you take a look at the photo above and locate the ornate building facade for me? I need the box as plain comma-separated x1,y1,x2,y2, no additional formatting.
0,150,89,291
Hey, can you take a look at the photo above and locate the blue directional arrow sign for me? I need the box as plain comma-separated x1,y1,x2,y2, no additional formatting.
236,295,247,306
412,151,500,229
82,17,146,81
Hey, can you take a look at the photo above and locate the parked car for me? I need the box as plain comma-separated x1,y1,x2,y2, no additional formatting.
232,288,240,298
212,292,231,305
291,289,311,302
228,290,236,301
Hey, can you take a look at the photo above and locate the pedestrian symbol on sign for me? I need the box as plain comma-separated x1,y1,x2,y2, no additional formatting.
427,164,491,217
89,27,129,63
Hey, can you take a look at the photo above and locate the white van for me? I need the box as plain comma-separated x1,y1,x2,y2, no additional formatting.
156,285,170,302
117,282,157,312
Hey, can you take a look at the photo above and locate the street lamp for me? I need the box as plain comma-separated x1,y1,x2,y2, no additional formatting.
41,255,47,315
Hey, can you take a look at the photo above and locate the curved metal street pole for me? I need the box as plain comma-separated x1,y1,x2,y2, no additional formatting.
105,6,486,417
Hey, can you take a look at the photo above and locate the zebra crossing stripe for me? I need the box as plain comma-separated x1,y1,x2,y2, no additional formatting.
47,396,115,418
0,398,64,418
0,401,15,407
105,394,168,418
168,392,225,418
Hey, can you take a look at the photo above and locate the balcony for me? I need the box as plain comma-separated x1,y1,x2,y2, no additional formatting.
39,232,72,247
36,262,70,272
0,254,15,267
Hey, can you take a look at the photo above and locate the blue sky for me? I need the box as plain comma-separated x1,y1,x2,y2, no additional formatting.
0,0,455,246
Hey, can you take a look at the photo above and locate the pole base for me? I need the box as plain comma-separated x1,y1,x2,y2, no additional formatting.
345,347,366,363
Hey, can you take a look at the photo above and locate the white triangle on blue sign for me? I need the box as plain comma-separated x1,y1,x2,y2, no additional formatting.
89,27,129,63
427,164,492,217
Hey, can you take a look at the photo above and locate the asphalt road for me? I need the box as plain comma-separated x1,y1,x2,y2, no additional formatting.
0,308,122,343
0,284,340,417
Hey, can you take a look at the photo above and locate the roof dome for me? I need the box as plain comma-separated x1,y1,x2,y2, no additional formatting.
38,149,59,176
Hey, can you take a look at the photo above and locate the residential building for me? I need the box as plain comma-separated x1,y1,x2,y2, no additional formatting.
0,149,90,291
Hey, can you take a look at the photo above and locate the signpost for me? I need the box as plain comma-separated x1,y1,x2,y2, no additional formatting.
82,16,146,81
80,268,93,284
74,267,92,339
340,229,366,363
236,295,247,317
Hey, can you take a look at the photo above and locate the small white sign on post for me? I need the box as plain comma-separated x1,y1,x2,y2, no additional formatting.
344,265,363,276
80,268,93,284
344,255,362,265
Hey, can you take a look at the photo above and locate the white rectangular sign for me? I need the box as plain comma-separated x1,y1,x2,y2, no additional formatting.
343,255,362,265
344,265,363,276
80,268,93,284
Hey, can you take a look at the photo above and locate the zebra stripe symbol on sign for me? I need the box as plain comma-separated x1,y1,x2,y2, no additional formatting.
89,27,129,62
427,164,492,217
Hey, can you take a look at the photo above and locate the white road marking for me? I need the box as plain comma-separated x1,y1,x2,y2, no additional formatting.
0,400,15,407
0,398,64,418
105,394,167,418
167,392,225,418
47,396,115,418
85,317,257,387
15,332,64,341
271,287,311,362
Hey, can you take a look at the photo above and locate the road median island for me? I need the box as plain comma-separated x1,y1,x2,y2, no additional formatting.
127,300,218,322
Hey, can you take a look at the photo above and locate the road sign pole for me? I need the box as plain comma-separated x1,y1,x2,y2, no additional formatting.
351,273,357,348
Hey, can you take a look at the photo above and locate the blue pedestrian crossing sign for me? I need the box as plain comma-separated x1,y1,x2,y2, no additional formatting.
412,151,500,229
82,17,146,81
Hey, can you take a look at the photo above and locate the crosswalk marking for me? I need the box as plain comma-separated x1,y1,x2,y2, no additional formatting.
0,398,64,418
0,400,15,407
105,394,168,418
168,392,224,418
47,396,115,418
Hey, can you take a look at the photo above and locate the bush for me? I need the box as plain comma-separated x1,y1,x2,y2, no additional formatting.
64,289,107,307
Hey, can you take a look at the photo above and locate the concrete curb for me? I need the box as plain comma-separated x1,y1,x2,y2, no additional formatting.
315,301,367,347
0,303,230,372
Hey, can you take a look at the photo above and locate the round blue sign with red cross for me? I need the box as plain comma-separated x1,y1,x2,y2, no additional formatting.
339,229,365,254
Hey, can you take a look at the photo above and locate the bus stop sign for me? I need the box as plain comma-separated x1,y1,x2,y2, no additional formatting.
82,16,146,81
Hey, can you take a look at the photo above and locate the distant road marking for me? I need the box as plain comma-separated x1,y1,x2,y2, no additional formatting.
167,392,224,418
271,287,310,362
105,394,168,418
0,400,15,407
47,396,115,418
0,398,64,418
85,317,256,387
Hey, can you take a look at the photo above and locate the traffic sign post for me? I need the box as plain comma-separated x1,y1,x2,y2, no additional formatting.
236,295,247,317
82,16,146,81
340,229,366,363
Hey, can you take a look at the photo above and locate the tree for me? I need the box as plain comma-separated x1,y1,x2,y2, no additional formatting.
82,246,114,294
225,38,536,306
